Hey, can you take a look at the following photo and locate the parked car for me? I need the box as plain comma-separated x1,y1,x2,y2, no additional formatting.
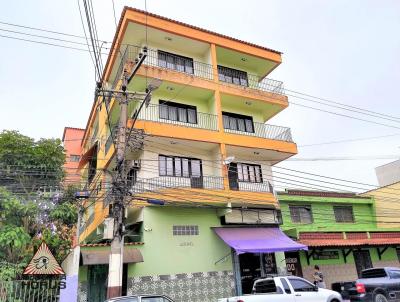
348,267,400,302
218,276,343,302
105,294,174,302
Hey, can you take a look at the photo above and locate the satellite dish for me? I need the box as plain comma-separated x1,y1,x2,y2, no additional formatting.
223,156,235,165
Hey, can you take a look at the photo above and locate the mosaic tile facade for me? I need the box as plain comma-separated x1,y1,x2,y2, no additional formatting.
127,270,235,302
78,281,88,302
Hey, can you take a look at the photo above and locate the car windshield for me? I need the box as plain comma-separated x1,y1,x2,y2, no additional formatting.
361,269,387,278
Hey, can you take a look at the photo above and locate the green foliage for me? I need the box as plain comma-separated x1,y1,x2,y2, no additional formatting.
0,130,65,196
0,131,79,280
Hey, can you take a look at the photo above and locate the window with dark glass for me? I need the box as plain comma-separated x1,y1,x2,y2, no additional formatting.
334,206,355,223
158,50,194,74
288,278,315,292
159,155,202,178
223,112,254,133
218,65,248,86
70,155,80,162
236,163,263,183
289,205,313,224
159,101,197,124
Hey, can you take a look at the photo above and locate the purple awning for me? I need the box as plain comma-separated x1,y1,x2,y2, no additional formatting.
213,227,308,254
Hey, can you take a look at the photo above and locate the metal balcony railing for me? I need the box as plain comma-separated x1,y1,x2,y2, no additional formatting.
110,44,285,96
237,180,274,193
133,103,218,131
130,176,225,194
224,122,293,142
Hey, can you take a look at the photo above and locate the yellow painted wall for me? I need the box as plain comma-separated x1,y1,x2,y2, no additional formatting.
361,182,400,228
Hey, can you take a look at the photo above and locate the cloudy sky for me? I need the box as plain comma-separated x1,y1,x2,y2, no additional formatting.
1,0,399,188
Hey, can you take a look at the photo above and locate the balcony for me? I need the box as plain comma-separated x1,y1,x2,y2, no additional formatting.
133,103,218,131
229,178,274,193
110,45,285,96
130,176,225,193
224,122,293,143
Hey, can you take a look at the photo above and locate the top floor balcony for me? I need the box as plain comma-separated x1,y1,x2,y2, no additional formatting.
109,45,285,97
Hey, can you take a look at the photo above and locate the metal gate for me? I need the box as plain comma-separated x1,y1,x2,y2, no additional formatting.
0,279,61,302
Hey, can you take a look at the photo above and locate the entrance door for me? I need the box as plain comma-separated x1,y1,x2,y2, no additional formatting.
190,159,203,188
228,163,239,190
88,265,108,302
285,252,303,277
353,250,372,277
239,253,262,294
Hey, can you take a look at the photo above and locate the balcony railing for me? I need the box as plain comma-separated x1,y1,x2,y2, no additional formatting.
133,103,218,131
110,45,285,96
224,122,293,142
237,180,274,193
130,176,225,194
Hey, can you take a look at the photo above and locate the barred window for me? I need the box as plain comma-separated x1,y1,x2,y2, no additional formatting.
218,65,248,86
223,112,254,133
159,155,202,178
173,225,199,236
158,50,194,74
289,205,313,224
333,206,354,223
159,100,197,124
70,155,80,162
237,163,262,183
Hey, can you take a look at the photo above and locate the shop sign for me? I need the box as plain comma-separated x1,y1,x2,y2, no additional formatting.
312,250,339,260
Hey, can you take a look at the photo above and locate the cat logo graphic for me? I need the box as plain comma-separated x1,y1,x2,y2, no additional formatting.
23,242,65,275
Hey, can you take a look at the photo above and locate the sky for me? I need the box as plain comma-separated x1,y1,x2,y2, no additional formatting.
0,0,399,188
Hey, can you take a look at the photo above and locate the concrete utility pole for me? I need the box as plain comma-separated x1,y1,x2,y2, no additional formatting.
103,48,162,299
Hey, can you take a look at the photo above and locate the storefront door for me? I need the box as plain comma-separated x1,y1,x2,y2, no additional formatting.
353,250,372,277
88,264,108,302
239,253,277,294
285,251,303,277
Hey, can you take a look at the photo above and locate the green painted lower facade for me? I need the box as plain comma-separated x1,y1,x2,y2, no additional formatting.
128,206,232,277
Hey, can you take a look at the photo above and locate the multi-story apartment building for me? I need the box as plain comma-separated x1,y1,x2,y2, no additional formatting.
279,190,400,291
75,7,304,302
62,127,85,184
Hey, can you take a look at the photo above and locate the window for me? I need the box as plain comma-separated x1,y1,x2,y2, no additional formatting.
222,112,254,133
334,206,354,223
218,65,248,86
289,205,313,224
280,278,292,294
253,280,278,294
389,269,400,279
158,50,194,74
236,163,263,183
288,278,315,292
159,101,197,124
70,155,80,162
361,268,387,279
159,155,202,178
173,225,199,236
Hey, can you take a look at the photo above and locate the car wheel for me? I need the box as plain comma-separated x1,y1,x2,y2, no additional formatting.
374,293,388,302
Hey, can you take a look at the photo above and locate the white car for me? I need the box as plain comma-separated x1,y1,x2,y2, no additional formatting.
218,276,342,302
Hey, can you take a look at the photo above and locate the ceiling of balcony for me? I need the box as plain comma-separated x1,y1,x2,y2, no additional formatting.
225,145,295,165
220,93,284,122
122,23,211,58
216,46,279,78
128,76,214,103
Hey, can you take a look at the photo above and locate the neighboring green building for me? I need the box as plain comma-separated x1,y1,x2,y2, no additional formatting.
279,190,400,288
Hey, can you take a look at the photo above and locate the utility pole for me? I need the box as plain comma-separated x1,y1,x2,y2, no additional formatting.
102,48,162,299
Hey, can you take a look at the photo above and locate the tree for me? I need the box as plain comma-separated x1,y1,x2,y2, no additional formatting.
0,130,79,279
0,130,65,198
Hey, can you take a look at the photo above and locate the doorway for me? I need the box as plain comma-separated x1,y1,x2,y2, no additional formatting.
228,163,239,190
87,265,108,302
284,251,303,277
353,250,372,277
